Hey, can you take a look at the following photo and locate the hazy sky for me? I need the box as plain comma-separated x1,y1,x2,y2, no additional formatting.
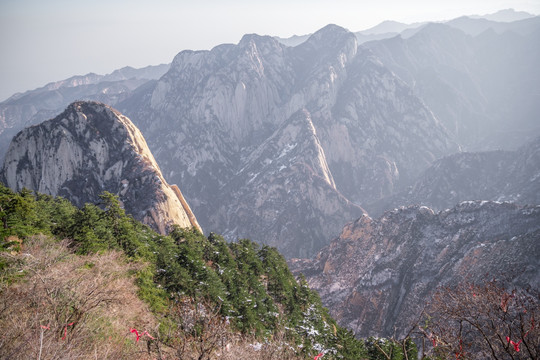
1,0,539,101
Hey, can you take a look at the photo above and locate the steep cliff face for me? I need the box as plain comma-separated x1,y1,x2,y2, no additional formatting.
212,109,365,258
1,101,199,234
291,201,540,338
368,136,540,216
318,48,456,204
120,25,457,256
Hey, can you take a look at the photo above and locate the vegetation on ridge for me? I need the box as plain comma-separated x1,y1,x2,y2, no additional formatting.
2,183,407,359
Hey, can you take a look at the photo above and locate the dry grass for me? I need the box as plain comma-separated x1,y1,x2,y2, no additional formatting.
0,235,158,360
216,334,302,360
165,298,302,360
0,236,305,359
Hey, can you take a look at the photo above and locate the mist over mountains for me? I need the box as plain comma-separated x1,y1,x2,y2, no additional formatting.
2,11,539,259
1,10,540,348
275,8,536,47
364,18,540,150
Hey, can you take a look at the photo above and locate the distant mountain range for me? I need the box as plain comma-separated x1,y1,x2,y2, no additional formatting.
368,136,540,216
470,8,535,22
364,18,540,150
0,64,169,163
275,8,536,47
274,21,425,48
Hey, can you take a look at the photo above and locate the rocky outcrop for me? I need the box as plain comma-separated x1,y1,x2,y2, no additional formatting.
120,24,457,257
1,101,199,234
368,136,540,216
291,201,540,338
0,64,169,163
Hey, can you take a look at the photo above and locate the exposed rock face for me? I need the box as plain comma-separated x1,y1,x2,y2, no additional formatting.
211,109,365,258
120,25,457,257
291,201,540,338
368,136,540,216
319,47,455,204
0,64,169,163
365,19,540,150
1,101,199,234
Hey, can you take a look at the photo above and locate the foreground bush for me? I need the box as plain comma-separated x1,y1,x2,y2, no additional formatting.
421,281,539,359
0,235,158,359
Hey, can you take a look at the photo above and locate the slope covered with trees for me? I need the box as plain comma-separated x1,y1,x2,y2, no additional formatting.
0,183,418,359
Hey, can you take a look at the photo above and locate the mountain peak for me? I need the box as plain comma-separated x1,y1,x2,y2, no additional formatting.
470,8,535,22
307,24,354,44
359,20,410,35
1,101,201,234
294,24,358,67
237,33,285,57
63,100,118,122
410,22,468,42
239,33,275,45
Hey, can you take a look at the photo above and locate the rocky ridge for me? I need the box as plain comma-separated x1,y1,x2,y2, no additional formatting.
3,20,537,258
291,201,540,338
1,101,199,234
211,109,365,257
368,136,540,216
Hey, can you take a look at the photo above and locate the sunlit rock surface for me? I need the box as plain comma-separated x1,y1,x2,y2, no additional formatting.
1,101,199,234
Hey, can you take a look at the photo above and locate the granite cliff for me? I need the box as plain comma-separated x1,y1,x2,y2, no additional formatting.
3,20,537,258
119,25,457,256
1,101,199,234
